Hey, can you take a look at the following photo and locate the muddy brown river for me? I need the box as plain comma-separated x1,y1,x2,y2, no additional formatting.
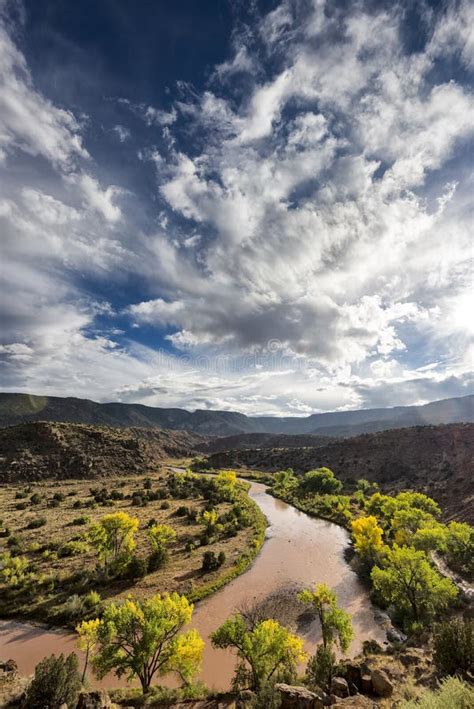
0,482,386,690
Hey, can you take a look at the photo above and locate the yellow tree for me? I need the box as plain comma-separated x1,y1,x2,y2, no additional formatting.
351,515,384,565
88,512,139,572
146,524,176,569
76,618,100,682
211,615,306,691
91,593,204,693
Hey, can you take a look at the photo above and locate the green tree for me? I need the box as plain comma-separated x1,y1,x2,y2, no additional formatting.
445,522,474,577
211,615,306,692
433,618,473,679
297,583,354,653
25,653,81,708
371,545,457,625
91,593,204,693
88,512,139,572
273,469,299,496
302,468,342,495
305,644,336,691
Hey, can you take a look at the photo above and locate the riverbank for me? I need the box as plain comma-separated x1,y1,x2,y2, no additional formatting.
0,481,386,691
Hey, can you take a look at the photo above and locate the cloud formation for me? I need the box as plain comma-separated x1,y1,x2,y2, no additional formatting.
0,0,473,415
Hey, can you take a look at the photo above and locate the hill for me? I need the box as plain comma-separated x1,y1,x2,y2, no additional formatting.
0,392,472,436
0,422,203,483
204,423,474,523
197,432,334,453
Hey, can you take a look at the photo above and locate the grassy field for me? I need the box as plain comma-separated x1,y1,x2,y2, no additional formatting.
0,468,266,625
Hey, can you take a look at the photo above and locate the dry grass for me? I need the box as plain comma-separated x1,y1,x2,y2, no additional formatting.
0,469,265,625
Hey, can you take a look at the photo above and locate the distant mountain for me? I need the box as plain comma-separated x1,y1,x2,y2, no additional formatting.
0,392,472,437
204,423,474,524
0,422,204,483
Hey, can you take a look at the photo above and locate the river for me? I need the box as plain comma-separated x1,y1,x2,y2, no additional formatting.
0,482,386,690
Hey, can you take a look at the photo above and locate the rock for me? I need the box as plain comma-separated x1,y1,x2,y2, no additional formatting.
370,668,394,697
331,677,350,698
360,674,373,694
399,651,420,667
387,627,407,644
76,690,116,708
342,661,362,690
0,659,18,675
275,683,324,708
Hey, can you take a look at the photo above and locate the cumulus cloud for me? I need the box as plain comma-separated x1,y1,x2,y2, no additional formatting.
0,0,473,414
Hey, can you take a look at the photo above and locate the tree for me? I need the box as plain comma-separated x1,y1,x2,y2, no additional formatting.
297,584,353,653
445,522,474,576
433,618,473,679
412,521,447,553
76,618,100,683
146,524,176,569
390,507,435,546
91,593,204,693
351,516,384,565
302,468,342,495
211,615,306,692
25,653,81,708
88,512,139,572
202,509,219,533
371,545,457,625
273,469,299,496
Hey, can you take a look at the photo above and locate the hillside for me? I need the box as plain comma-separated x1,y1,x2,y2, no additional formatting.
0,392,472,436
197,432,334,453
204,423,474,523
0,422,203,483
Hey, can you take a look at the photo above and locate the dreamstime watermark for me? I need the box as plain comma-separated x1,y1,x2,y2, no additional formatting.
148,338,318,375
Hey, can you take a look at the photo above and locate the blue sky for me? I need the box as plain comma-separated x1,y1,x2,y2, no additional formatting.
0,0,473,415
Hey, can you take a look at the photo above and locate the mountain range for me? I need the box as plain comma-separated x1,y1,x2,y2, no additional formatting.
0,392,473,437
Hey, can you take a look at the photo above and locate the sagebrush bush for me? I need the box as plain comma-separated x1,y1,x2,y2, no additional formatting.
400,676,474,708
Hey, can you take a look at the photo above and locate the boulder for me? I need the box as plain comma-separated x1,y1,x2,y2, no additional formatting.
330,677,350,698
275,683,324,708
360,674,373,694
370,668,393,697
387,627,407,644
76,690,116,708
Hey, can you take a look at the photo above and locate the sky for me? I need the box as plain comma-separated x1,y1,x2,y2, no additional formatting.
0,0,473,416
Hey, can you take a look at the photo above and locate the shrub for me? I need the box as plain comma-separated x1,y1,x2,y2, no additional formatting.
125,555,148,579
25,653,81,708
202,550,225,572
71,515,89,526
15,502,28,510
27,517,47,530
144,477,152,490
131,494,144,507
399,676,474,709
306,644,336,691
30,493,42,505
148,547,167,572
433,618,473,679
161,500,170,510
15,491,27,499
53,492,65,502
83,590,101,610
58,541,89,558
48,498,60,508
176,505,189,517
72,500,83,509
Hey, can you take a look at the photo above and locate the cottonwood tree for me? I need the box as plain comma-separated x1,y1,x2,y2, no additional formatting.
76,618,100,683
211,614,306,692
371,545,457,626
302,468,343,495
351,515,384,566
91,593,203,693
298,583,353,653
87,512,139,573
146,524,176,569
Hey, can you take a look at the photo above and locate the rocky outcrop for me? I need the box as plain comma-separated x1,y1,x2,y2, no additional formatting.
275,683,324,708
76,690,117,708
331,677,350,698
